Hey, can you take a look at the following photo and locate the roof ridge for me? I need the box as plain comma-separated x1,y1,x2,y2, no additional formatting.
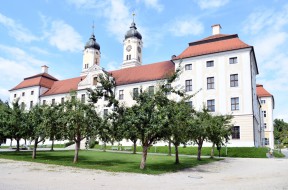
109,60,172,72
24,73,58,81
189,34,238,46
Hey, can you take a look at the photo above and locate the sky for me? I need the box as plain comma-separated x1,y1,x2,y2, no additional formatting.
0,0,287,122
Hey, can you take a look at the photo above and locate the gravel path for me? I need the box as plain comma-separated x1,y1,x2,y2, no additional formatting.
0,157,287,190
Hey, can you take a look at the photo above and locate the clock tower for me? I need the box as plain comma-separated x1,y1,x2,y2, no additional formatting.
81,31,101,76
122,18,143,69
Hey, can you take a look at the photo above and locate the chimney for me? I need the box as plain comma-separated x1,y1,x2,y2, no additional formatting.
41,65,49,73
212,24,221,35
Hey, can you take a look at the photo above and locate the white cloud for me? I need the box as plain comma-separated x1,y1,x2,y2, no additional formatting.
48,20,84,52
0,12,38,42
169,19,204,37
106,61,120,71
0,45,49,67
244,5,288,122
0,88,10,101
140,0,164,12
195,0,229,9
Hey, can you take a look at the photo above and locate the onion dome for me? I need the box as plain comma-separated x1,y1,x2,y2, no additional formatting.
84,33,100,50
125,22,142,40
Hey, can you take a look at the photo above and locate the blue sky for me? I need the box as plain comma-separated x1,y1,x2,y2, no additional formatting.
0,0,287,121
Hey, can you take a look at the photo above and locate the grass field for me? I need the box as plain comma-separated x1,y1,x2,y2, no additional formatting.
0,150,217,174
94,145,285,158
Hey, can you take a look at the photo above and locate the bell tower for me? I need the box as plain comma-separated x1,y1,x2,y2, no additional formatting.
81,25,101,76
122,14,143,69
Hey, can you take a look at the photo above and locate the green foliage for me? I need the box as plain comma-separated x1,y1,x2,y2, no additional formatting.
274,119,288,145
0,150,217,174
64,141,75,147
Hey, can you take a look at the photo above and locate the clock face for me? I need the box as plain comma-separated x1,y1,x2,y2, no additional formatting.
126,45,132,52
137,46,141,53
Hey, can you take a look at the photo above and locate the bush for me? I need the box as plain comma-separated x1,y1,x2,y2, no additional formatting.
88,139,97,149
64,141,75,147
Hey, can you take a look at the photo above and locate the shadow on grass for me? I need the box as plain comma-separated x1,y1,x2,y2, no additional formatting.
0,150,217,174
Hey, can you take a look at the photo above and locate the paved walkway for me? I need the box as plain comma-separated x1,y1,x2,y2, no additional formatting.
0,156,288,190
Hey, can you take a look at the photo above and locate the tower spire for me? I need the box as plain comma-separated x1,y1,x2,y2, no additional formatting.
132,12,135,23
92,21,95,34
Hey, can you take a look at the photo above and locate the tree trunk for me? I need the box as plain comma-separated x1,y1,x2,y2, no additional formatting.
133,140,137,154
140,145,148,169
16,139,20,151
50,139,54,151
32,138,38,159
175,144,179,164
103,142,106,152
10,138,12,148
73,140,80,163
197,142,203,161
210,143,215,158
168,140,172,156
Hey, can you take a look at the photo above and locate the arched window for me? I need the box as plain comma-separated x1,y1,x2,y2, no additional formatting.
93,77,98,85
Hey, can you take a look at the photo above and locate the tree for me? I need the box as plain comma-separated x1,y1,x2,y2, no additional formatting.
43,104,64,151
207,115,233,158
62,97,100,163
274,119,288,146
165,100,192,164
187,107,212,161
4,99,28,151
124,90,170,169
27,105,47,159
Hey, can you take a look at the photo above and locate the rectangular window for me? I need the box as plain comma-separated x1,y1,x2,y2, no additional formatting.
21,102,25,109
186,101,193,108
230,74,238,87
206,60,214,67
264,123,267,129
207,99,215,112
61,97,64,104
119,90,124,100
43,100,46,105
231,97,239,111
185,79,192,92
207,77,214,89
185,64,192,70
148,86,154,96
30,101,33,108
232,126,240,139
52,99,55,106
14,94,16,98
133,88,139,100
261,100,266,104
262,110,267,117
81,94,85,103
103,109,108,117
22,92,25,96
103,91,108,101
229,57,238,64
31,91,34,95
165,84,171,95
265,138,269,145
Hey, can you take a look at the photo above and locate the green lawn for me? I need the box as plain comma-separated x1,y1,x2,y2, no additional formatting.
0,150,216,174
94,145,284,158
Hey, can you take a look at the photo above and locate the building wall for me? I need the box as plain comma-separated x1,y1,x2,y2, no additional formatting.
260,96,274,148
9,86,41,110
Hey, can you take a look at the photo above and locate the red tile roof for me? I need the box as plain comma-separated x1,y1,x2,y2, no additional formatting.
109,60,175,85
41,76,85,97
10,73,58,91
256,84,272,97
173,34,251,60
